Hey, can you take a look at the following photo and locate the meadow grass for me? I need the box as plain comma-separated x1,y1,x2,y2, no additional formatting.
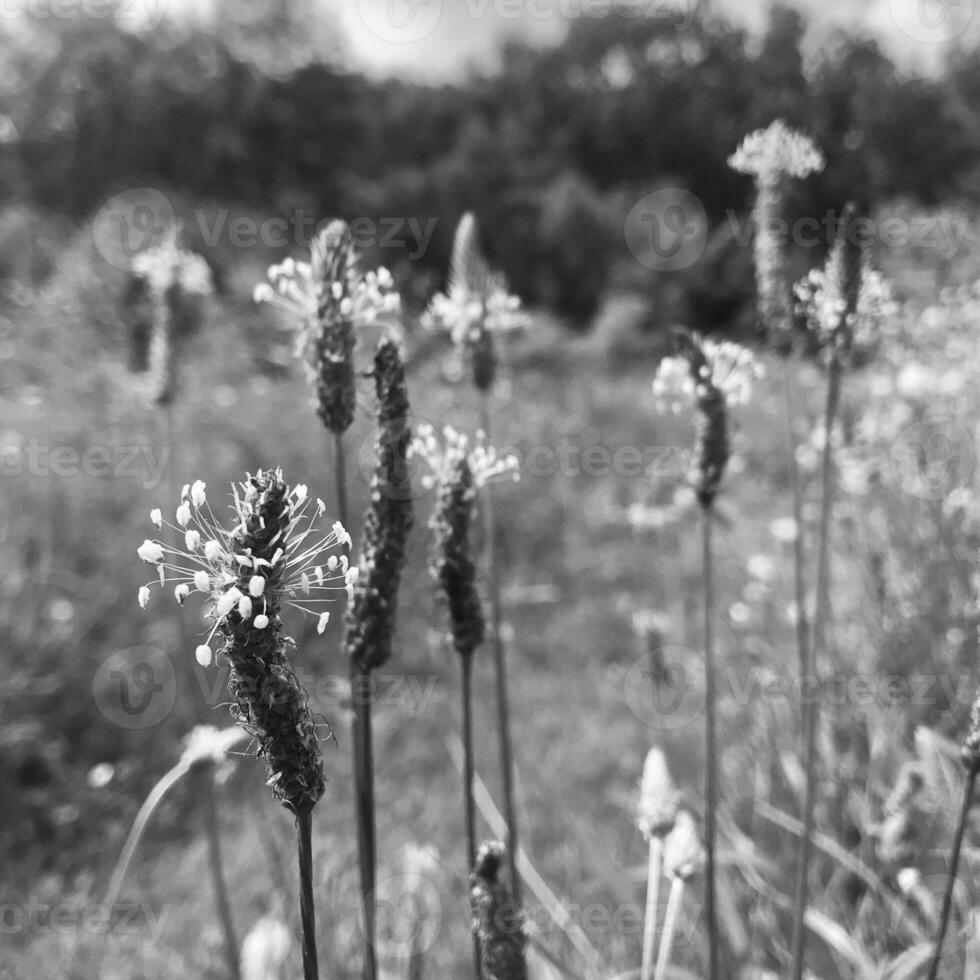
5,197,980,978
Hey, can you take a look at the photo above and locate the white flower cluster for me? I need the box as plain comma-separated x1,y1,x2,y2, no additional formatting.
795,264,898,354
254,255,399,341
423,285,527,351
137,473,356,667
729,119,825,182
409,423,520,494
653,338,764,412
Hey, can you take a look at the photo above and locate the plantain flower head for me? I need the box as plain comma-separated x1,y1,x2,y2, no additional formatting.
423,213,528,391
729,121,824,337
796,207,897,360
136,469,355,667
654,332,763,508
254,220,401,433
728,120,824,184
637,746,682,840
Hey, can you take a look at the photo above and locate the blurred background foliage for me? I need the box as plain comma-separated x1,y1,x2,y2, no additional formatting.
1,3,979,322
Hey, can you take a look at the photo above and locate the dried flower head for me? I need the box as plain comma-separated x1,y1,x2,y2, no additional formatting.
638,747,682,840
729,121,824,337
423,213,528,391
254,220,400,434
471,841,528,980
345,339,415,674
796,209,897,360
728,120,825,183
654,331,762,507
663,810,705,881
138,470,348,810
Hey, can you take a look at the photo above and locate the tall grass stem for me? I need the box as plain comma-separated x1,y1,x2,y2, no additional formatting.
701,508,719,980
478,393,521,906
200,768,240,980
925,765,977,980
336,431,378,980
460,653,483,979
790,356,842,980
652,877,685,980
640,838,664,980
296,804,320,980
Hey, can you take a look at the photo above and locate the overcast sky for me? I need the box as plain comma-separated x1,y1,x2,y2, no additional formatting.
335,0,974,79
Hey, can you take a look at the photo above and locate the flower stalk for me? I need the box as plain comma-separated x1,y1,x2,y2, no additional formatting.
344,340,415,980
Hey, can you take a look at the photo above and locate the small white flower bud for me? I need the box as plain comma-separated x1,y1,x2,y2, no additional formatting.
138,540,164,564
195,645,213,667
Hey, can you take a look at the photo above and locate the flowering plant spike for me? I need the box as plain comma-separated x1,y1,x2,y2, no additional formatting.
729,120,824,337
254,220,401,434
653,330,763,507
345,339,415,673
423,213,528,391
137,469,355,810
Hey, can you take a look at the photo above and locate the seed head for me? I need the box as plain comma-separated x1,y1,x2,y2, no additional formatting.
410,424,518,658
728,120,824,183
796,205,896,361
637,747,682,840
663,810,705,882
654,331,762,507
423,213,527,392
729,121,824,338
137,470,354,810
254,220,400,434
471,841,528,980
345,339,415,673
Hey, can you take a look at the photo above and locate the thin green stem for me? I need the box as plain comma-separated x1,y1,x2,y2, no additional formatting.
781,359,811,684
640,837,664,980
200,768,240,980
652,877,685,980
335,431,377,980
926,765,977,980
702,507,718,980
351,662,377,980
334,431,349,531
478,392,521,906
460,653,483,979
790,355,842,980
296,804,320,980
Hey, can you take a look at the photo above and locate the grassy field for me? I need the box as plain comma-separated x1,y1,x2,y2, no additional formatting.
3,197,980,979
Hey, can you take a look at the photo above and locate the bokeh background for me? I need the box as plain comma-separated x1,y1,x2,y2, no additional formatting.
4,0,980,977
